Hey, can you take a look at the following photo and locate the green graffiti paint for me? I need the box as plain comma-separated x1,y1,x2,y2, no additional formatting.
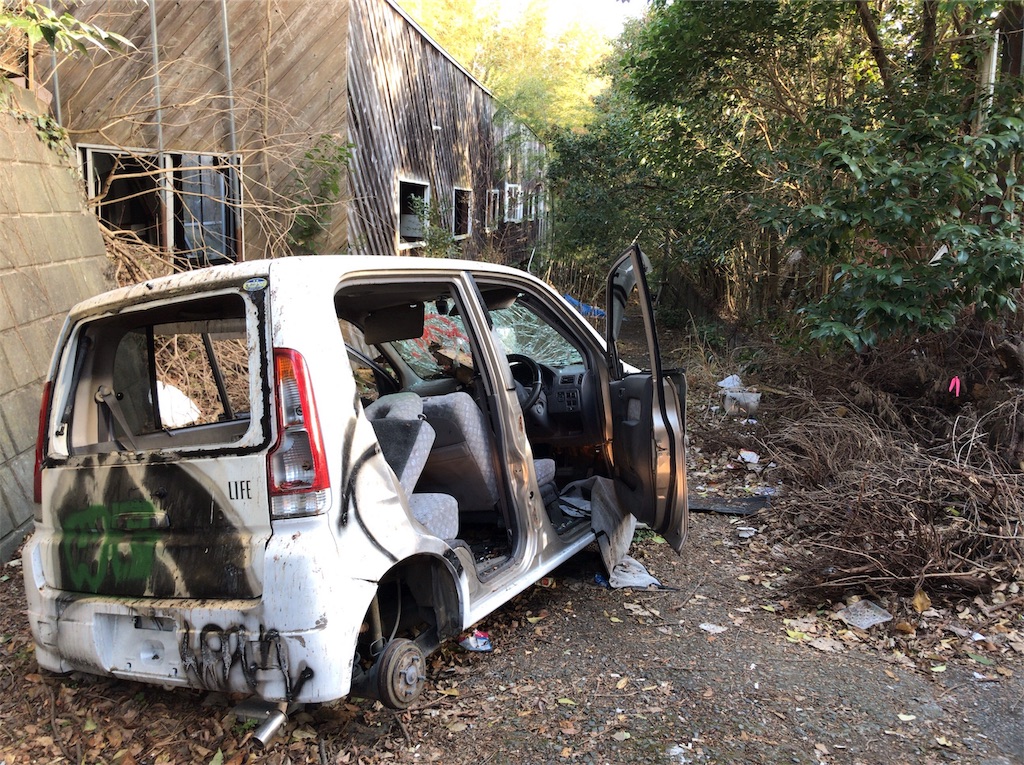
61,500,160,592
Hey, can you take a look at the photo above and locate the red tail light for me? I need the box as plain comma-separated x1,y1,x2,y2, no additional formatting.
268,349,330,518
33,381,52,508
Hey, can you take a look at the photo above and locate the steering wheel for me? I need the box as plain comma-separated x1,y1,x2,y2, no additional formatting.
507,354,543,410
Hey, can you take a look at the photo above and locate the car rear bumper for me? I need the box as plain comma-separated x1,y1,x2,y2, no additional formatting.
22,534,369,703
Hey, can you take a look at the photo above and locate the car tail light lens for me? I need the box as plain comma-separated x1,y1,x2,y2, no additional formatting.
32,381,52,512
268,349,329,519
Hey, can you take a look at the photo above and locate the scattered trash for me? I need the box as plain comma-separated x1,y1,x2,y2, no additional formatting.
736,526,758,539
715,374,762,416
699,623,728,634
724,390,761,417
458,630,492,652
609,556,661,589
537,577,556,589
836,600,893,630
594,573,610,588
739,449,760,464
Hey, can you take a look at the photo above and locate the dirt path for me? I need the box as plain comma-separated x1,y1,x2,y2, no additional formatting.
1,511,1021,765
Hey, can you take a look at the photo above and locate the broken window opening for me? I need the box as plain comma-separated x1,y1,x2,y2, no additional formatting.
398,179,429,247
79,145,242,267
453,187,471,239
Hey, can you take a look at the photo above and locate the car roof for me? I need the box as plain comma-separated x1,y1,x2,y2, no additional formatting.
67,255,539,319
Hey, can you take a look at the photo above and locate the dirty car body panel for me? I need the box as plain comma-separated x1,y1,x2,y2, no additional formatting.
24,251,687,708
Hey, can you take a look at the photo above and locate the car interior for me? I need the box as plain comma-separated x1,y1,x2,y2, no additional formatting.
335,279,609,573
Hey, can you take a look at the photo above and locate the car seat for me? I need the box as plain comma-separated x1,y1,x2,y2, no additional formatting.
364,393,459,539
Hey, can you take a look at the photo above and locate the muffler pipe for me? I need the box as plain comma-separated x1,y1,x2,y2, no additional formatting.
251,708,288,750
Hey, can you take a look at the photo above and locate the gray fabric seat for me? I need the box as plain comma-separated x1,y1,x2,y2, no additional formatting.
419,392,500,513
365,393,459,539
420,392,559,516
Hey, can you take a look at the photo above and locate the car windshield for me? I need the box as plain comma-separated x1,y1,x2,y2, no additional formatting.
391,302,474,379
491,303,583,366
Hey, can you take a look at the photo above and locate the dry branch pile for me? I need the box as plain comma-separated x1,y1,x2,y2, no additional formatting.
752,328,1024,606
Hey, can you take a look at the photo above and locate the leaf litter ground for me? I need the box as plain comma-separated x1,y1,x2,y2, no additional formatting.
1,508,1021,764
2,329,1023,764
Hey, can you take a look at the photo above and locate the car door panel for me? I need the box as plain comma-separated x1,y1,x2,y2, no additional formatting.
605,246,688,552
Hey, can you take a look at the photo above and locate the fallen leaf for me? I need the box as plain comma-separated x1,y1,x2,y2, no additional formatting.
612,731,631,741
808,637,844,652
936,736,952,746
912,590,932,614
609,617,623,624
930,664,947,673
83,718,97,732
967,652,995,666
615,678,629,690
208,751,224,765
291,727,316,741
557,698,576,706
448,723,467,733
438,688,460,697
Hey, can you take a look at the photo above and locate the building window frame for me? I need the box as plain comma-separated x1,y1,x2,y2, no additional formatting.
504,182,523,223
484,188,501,232
398,178,430,249
78,144,243,265
453,187,472,240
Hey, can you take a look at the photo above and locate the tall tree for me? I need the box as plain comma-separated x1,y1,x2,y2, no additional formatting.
552,1,1024,347
401,0,611,134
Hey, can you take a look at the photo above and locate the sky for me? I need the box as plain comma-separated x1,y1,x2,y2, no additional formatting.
488,0,647,40
543,0,647,39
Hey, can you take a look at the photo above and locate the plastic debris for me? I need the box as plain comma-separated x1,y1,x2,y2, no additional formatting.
736,526,758,539
739,449,760,464
458,630,493,652
699,623,728,634
608,556,661,589
724,390,761,416
716,374,762,416
836,600,893,630
594,573,610,588
537,577,556,589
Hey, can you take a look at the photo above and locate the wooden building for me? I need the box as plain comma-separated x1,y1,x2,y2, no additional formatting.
37,0,547,265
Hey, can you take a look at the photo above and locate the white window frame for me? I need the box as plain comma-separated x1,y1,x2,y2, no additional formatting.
484,188,501,232
79,143,243,264
504,182,523,224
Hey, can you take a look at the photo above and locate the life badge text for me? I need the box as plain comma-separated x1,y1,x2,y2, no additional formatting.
228,480,253,500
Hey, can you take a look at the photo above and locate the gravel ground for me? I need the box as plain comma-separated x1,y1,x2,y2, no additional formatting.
1,511,1021,765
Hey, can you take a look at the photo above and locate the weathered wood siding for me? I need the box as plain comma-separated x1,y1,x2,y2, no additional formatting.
37,0,545,262
42,0,351,257
348,0,546,261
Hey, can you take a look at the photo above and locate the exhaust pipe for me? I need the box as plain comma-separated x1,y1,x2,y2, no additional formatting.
251,708,289,750
233,699,292,750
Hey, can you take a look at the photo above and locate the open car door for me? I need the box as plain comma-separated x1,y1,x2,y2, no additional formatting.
605,244,688,552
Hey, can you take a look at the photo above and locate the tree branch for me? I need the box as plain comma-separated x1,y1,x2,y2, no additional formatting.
856,1,893,91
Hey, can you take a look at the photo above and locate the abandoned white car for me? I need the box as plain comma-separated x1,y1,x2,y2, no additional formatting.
23,245,687,742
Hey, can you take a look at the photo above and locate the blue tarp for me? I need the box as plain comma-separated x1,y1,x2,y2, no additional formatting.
563,294,605,318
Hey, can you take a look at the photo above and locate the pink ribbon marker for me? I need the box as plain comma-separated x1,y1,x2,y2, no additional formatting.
949,376,961,397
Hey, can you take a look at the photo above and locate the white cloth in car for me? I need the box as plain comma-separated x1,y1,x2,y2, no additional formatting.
588,476,662,589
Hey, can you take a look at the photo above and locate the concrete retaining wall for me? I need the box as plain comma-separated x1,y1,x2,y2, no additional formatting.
0,84,111,563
